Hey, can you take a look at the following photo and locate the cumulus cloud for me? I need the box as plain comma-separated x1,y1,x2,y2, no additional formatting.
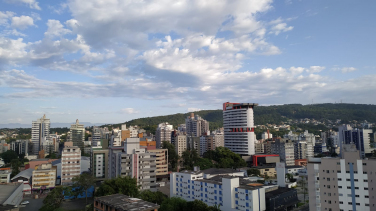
332,67,357,73
121,108,139,114
5,0,41,10
0,11,15,26
11,16,34,29
306,66,325,73
269,17,294,35
188,108,202,112
44,20,71,37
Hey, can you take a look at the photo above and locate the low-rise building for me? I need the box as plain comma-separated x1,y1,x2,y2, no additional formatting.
251,166,276,178
170,168,268,211
265,187,298,211
0,170,11,183
94,194,160,211
31,163,57,191
285,165,305,175
0,183,24,207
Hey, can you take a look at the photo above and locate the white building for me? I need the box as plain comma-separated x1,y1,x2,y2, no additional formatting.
31,114,50,155
155,122,173,148
170,168,267,211
261,132,272,140
223,103,258,155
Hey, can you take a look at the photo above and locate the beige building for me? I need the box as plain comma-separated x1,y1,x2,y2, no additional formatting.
147,149,168,177
174,134,187,157
308,144,376,211
155,122,173,148
252,166,276,178
32,163,57,190
61,142,81,185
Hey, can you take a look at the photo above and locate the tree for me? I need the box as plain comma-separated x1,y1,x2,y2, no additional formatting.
71,173,95,205
0,150,18,163
10,159,22,177
194,158,214,170
45,152,57,159
286,173,294,182
162,141,178,171
247,168,260,176
95,176,139,197
181,149,200,170
159,197,188,211
139,190,167,205
203,147,247,169
39,186,70,211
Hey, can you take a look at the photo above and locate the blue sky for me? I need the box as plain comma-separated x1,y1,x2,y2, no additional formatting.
0,0,375,125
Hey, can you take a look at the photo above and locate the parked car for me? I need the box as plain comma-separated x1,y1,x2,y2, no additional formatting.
21,201,29,205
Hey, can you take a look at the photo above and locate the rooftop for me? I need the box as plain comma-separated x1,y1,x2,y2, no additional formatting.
11,168,33,180
195,175,265,191
179,168,242,175
285,165,305,169
0,183,22,205
95,194,160,211
265,187,297,198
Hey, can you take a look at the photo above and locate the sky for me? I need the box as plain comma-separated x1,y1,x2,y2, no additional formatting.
0,0,375,125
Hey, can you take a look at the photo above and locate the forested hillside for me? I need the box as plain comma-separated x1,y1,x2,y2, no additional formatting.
111,103,376,133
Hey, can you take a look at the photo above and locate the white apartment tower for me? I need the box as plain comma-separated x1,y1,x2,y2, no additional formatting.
61,142,81,185
31,114,50,155
155,122,173,148
223,102,258,155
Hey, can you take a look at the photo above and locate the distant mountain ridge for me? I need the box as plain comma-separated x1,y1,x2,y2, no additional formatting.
0,122,106,129
112,103,376,131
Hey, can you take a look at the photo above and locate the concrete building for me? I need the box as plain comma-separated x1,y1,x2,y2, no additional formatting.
61,142,81,185
271,139,294,166
0,140,9,153
147,149,168,178
10,139,29,156
91,143,109,181
261,131,272,140
265,188,298,211
31,163,57,191
25,158,58,170
94,194,160,211
251,166,276,178
69,119,85,150
308,144,376,211
174,134,187,157
108,138,157,191
255,142,264,154
155,122,173,148
187,135,200,155
338,125,373,158
223,102,258,155
185,113,209,137
0,170,11,183
31,114,50,155
170,168,268,211
200,130,225,156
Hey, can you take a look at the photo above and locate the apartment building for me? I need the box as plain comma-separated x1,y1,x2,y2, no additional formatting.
0,170,11,183
32,163,57,190
61,142,81,185
308,144,376,211
108,138,158,191
187,135,200,155
170,168,267,211
271,139,295,166
185,113,209,137
338,125,372,158
155,122,173,148
10,139,29,156
223,102,258,155
94,194,160,211
31,114,50,155
69,119,85,150
174,134,187,157
91,145,109,181
261,131,272,140
147,149,168,178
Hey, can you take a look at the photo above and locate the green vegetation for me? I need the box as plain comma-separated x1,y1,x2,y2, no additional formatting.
160,197,221,211
0,150,19,163
71,173,95,205
95,176,139,197
39,186,70,211
162,141,178,171
247,168,260,176
203,147,247,169
181,149,214,170
139,190,167,205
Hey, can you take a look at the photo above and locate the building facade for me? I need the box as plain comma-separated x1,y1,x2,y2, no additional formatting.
61,142,81,185
31,114,50,155
185,113,209,137
147,149,168,178
32,163,57,190
69,119,85,150
223,102,258,155
155,122,173,148
308,144,376,211
175,134,187,157
170,168,266,211
94,194,160,211
91,146,109,180
271,140,295,166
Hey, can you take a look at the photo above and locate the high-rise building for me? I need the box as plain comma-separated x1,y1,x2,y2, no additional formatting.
199,130,224,156
308,144,376,211
338,125,372,158
155,122,173,148
174,134,187,157
10,139,29,156
91,141,109,181
271,139,294,166
185,113,209,137
69,119,85,151
31,114,50,155
223,102,258,155
61,142,81,185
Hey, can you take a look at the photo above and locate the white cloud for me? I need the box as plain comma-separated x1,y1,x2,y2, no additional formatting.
5,0,41,10
269,17,294,35
306,66,325,73
0,11,15,26
121,108,139,114
188,108,202,112
332,67,357,73
44,20,71,37
11,16,34,29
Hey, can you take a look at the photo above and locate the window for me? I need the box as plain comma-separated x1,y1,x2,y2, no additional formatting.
346,179,350,181
364,171,367,174
348,202,352,205
366,196,369,198
338,178,342,181
363,163,367,166
365,187,369,190
354,179,358,182
339,201,343,204
337,162,340,165
355,195,359,197
364,180,368,182
327,178,330,181
356,203,360,205
347,187,351,189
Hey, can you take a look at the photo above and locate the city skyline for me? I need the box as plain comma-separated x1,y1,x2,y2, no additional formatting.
0,0,376,124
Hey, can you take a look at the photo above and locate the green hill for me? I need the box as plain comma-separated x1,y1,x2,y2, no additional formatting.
109,103,376,134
